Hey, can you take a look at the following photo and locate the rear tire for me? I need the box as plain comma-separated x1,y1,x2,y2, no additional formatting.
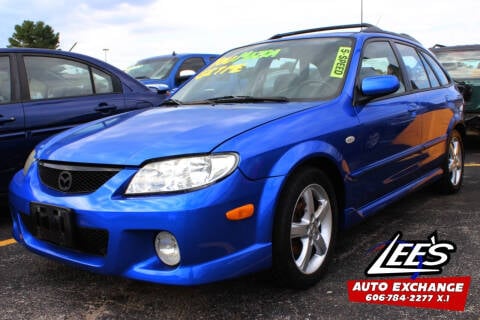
436,129,464,194
272,168,338,288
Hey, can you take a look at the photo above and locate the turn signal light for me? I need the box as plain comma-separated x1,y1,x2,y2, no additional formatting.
226,204,254,221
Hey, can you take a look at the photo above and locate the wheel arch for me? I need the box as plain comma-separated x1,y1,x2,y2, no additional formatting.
270,156,345,287
274,155,347,231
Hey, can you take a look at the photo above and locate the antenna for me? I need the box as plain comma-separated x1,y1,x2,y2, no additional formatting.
361,0,364,25
103,48,109,62
68,42,77,52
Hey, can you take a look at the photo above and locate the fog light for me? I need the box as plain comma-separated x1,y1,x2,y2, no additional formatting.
154,231,180,266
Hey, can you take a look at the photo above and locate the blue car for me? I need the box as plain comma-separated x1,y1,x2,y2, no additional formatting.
9,24,465,288
0,48,165,198
125,52,219,98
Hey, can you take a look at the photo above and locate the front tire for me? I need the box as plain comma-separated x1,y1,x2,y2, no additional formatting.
272,168,338,288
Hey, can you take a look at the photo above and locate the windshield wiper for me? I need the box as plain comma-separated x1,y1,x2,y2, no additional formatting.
205,95,290,104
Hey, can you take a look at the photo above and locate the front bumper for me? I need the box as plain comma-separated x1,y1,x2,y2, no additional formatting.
9,165,284,285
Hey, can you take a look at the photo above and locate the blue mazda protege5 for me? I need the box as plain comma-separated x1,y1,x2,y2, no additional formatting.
9,24,465,288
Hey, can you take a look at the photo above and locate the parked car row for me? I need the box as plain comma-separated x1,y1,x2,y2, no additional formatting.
430,44,480,132
8,23,466,288
125,52,219,97
0,49,218,198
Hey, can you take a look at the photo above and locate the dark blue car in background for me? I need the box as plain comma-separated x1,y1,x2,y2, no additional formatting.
10,24,465,288
125,52,218,97
0,48,164,197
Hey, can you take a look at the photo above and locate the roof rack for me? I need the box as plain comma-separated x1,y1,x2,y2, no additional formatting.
269,23,419,43
269,23,376,40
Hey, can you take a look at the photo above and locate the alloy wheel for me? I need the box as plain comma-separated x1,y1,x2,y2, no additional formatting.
290,184,333,275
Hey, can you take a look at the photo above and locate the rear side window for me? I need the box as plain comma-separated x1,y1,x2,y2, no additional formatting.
0,56,11,103
24,56,116,100
396,44,430,90
420,54,440,87
92,68,114,94
421,52,450,86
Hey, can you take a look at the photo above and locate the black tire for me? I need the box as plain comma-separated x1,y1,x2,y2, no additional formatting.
436,129,464,194
272,168,338,289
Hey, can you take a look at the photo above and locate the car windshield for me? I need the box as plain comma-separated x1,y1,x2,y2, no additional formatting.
173,37,354,104
434,49,480,79
125,57,178,80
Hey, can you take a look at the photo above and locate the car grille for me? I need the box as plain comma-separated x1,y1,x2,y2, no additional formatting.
38,161,121,194
20,212,109,256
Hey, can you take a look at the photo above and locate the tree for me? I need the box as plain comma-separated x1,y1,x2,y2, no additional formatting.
8,20,59,49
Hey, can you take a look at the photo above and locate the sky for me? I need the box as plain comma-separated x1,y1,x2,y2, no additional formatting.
1,0,479,69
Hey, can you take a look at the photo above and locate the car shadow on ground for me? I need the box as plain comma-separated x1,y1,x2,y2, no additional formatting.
0,203,11,225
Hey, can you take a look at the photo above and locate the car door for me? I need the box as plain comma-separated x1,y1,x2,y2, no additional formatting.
0,54,26,194
19,54,126,153
351,40,424,208
394,44,462,173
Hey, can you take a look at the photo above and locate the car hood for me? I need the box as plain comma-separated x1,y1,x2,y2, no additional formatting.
37,103,315,166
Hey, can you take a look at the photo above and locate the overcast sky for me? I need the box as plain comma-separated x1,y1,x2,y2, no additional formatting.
1,0,479,69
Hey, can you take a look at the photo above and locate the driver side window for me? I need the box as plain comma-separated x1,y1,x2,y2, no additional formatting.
359,41,405,94
176,58,205,86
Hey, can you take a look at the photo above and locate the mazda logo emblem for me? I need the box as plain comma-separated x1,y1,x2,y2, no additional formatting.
58,171,73,191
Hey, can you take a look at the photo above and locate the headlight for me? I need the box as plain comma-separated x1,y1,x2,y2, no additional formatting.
125,153,239,195
23,150,36,175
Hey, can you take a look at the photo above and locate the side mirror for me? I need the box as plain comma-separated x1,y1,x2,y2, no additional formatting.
357,75,400,104
177,70,196,85
147,83,170,95
361,75,400,97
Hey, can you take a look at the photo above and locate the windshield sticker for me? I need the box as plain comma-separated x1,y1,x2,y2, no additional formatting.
213,49,282,66
236,49,281,60
330,47,352,78
196,63,246,79
196,49,282,79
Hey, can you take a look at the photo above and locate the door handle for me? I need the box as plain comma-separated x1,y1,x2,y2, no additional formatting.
0,116,15,125
407,104,418,113
95,103,117,114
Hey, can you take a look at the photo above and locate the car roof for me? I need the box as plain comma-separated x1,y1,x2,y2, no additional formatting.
0,47,67,53
137,52,219,62
0,47,101,59
430,44,480,52
0,47,121,70
0,47,157,90
267,23,421,45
